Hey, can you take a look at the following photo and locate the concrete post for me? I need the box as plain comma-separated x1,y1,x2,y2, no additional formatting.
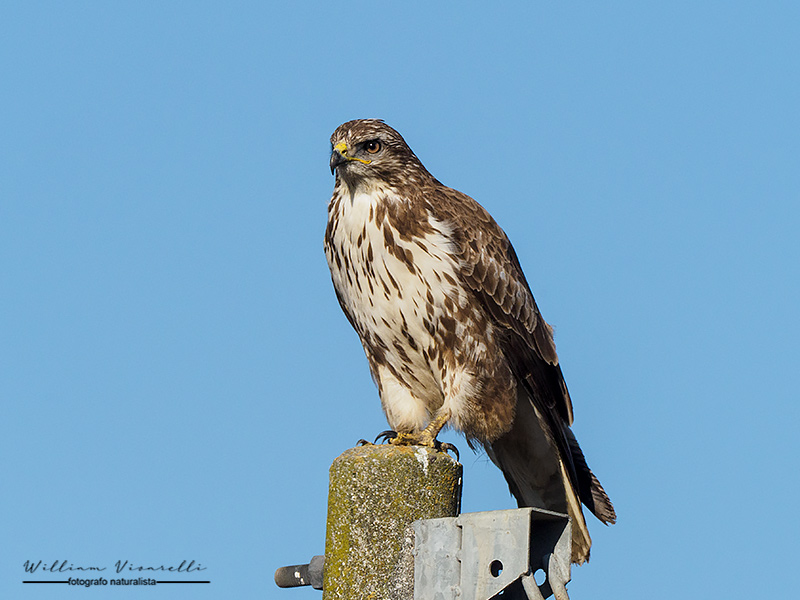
322,444,462,600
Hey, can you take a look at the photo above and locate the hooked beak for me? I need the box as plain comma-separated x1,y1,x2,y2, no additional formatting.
330,147,347,174
329,141,371,175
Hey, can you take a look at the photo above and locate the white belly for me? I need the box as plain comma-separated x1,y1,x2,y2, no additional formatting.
325,190,468,431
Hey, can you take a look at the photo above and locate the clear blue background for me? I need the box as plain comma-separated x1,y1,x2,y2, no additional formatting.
2,2,798,598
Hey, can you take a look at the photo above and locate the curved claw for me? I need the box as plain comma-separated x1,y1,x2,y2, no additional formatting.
438,442,460,462
356,439,372,446
374,430,398,444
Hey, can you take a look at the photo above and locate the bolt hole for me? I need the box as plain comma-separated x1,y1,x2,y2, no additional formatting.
533,568,547,585
490,560,503,577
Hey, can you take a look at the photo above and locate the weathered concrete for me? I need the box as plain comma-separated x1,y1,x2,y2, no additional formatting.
322,444,462,600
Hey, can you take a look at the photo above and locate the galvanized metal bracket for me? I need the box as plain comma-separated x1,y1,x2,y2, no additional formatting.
274,508,572,599
413,507,572,600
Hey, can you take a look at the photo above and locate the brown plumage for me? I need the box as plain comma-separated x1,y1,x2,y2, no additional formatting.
324,119,615,563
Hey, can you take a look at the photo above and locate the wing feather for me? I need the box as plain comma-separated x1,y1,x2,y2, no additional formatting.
433,186,574,424
431,186,617,536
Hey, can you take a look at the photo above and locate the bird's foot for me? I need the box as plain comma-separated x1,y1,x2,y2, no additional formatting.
370,429,459,461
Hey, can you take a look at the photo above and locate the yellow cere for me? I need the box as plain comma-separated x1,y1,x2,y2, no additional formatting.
334,141,371,165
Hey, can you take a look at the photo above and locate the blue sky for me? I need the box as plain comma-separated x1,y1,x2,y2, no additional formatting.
2,2,799,599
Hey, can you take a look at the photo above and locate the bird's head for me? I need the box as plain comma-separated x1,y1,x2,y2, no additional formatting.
329,119,430,190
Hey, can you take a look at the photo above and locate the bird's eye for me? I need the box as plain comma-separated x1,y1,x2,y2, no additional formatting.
365,140,382,154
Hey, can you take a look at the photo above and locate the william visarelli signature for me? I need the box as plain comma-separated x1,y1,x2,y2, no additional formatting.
24,560,206,574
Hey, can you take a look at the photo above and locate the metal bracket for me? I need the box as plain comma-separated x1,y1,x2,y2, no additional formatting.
274,508,572,599
413,507,572,600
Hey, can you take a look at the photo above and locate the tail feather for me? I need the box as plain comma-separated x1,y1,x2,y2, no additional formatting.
486,394,614,564
565,427,616,524
486,398,594,563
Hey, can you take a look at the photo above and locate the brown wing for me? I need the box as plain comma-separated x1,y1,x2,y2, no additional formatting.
432,185,574,426
432,184,616,533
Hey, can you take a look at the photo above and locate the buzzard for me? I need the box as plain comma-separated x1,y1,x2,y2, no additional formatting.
324,119,615,563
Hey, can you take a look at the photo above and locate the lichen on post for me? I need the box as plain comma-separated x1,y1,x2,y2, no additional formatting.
322,443,462,600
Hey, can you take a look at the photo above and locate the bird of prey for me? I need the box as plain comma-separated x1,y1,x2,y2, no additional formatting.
324,119,615,563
